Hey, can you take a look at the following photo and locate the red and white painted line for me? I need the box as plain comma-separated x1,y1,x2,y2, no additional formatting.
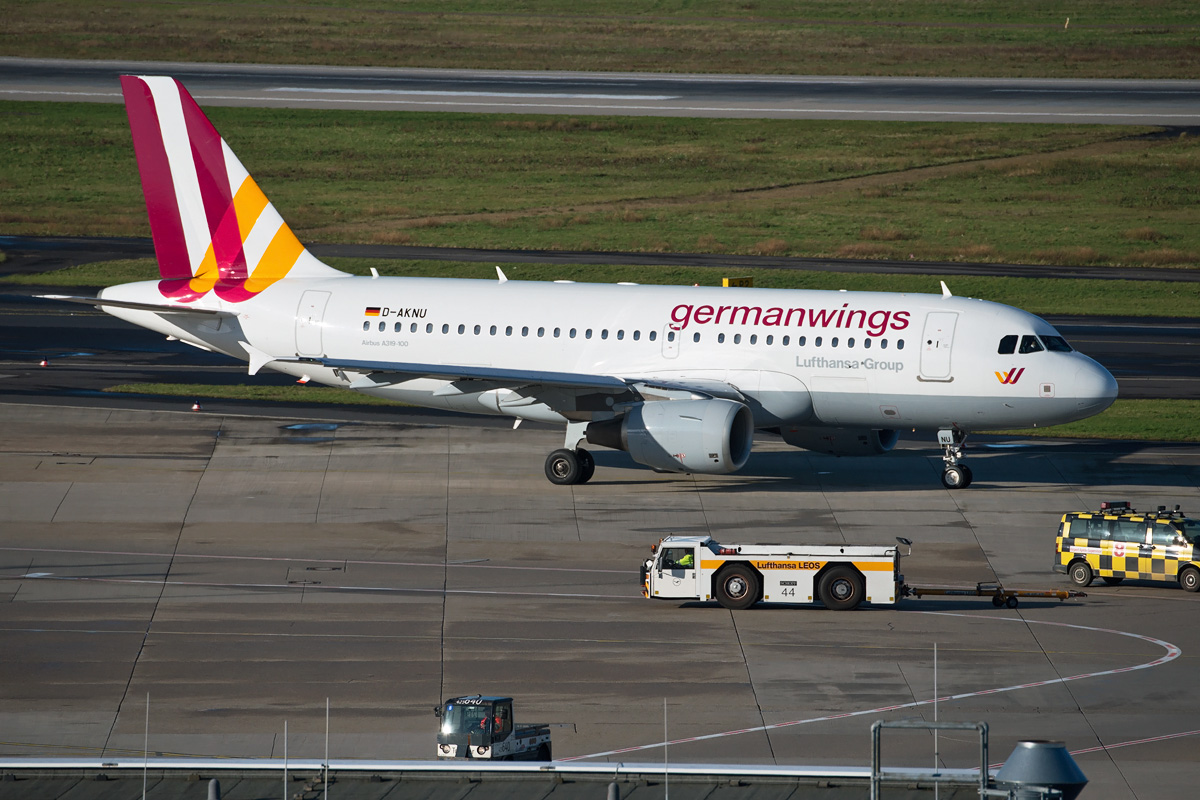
563,611,1183,761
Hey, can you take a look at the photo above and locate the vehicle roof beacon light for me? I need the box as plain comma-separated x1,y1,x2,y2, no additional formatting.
994,740,1088,800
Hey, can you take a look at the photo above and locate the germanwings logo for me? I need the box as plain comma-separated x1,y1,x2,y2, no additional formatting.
995,368,1025,385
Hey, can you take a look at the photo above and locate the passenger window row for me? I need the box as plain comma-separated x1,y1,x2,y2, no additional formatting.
364,321,660,341
362,320,904,349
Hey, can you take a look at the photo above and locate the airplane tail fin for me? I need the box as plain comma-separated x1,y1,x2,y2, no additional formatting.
120,75,345,303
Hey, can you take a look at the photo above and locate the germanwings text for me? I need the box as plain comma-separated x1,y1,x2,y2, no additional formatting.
670,303,910,337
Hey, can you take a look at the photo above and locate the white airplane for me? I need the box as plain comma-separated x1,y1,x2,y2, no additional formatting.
45,76,1118,489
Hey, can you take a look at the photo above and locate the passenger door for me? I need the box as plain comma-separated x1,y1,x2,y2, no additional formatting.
919,312,957,381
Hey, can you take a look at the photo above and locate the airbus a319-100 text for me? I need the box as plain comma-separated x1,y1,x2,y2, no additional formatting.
45,76,1118,489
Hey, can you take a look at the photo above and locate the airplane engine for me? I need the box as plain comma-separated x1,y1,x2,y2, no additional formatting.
586,398,754,474
781,425,899,456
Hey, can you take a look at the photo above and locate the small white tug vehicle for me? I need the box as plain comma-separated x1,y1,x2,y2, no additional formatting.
435,695,552,760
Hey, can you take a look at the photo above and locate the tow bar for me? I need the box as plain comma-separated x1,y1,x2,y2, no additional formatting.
902,582,1086,609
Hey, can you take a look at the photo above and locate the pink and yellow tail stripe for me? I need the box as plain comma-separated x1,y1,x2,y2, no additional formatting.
120,75,309,303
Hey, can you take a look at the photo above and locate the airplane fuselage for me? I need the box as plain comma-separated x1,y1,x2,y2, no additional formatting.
99,276,1116,433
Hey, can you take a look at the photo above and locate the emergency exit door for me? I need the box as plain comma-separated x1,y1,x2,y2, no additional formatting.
919,311,958,381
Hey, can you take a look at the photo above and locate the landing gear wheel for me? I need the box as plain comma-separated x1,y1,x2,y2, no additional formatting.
1101,576,1124,586
1068,560,1094,588
1180,565,1200,593
576,447,595,484
544,448,581,485
941,465,969,490
936,429,970,489
817,565,865,611
715,564,759,610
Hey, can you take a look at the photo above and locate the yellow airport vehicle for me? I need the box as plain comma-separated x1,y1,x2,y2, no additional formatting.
1054,501,1200,591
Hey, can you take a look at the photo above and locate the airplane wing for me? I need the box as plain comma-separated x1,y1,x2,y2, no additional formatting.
37,294,231,317
292,356,631,392
288,356,745,402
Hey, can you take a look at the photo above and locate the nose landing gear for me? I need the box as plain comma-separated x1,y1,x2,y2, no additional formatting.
938,428,972,489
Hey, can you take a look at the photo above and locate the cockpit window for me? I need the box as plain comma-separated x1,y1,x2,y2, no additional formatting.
1019,335,1044,354
997,335,1017,355
1040,335,1073,352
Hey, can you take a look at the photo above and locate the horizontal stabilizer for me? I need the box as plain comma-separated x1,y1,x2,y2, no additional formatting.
37,294,228,316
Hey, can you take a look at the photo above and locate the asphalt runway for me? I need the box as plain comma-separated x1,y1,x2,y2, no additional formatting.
3,57,1200,124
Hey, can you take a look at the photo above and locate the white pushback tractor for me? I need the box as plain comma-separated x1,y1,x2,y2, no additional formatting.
641,535,903,611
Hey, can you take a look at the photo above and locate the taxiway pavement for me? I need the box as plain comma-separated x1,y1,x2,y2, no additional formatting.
1,402,1198,799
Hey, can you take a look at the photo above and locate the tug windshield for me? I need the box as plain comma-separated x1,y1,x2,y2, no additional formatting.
441,701,493,737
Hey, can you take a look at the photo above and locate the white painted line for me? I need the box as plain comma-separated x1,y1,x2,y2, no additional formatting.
205,94,1200,119
1068,728,1200,757
992,88,1200,95
0,545,627,574
2,90,1196,120
0,90,122,99
563,611,1183,761
269,87,680,101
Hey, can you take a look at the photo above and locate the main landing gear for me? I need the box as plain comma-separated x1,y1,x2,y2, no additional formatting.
545,422,597,486
544,447,595,485
938,428,973,489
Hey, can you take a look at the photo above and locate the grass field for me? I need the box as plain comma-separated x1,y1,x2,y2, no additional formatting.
6,1,1200,78
3,101,1198,270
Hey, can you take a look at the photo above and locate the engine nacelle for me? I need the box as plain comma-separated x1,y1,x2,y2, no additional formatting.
781,425,899,456
586,398,754,474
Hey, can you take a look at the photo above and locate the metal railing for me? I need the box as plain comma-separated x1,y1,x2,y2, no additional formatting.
870,719,989,799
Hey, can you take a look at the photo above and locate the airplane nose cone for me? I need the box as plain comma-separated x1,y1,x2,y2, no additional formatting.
1074,360,1118,414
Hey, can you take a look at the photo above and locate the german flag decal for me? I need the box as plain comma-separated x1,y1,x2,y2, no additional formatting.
364,307,381,317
